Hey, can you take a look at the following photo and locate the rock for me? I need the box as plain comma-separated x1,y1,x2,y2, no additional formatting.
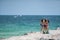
24,33,28,35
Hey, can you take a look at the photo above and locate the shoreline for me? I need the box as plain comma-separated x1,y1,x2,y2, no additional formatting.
1,30,60,40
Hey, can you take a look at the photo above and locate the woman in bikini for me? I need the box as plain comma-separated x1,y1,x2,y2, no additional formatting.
41,19,49,34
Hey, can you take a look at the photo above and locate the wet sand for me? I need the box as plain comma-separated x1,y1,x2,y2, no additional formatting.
2,30,60,40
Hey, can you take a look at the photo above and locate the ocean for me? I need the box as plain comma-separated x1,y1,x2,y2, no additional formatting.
0,15,60,38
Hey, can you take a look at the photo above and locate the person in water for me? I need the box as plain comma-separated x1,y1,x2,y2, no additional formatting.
41,19,49,34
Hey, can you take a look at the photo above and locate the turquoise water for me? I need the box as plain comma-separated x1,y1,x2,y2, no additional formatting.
0,15,60,38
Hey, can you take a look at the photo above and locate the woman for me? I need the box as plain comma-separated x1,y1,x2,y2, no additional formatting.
40,19,49,34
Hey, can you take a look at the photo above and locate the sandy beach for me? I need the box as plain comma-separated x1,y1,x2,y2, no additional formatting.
1,30,60,40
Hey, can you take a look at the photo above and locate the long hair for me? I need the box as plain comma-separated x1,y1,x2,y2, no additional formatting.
41,19,49,23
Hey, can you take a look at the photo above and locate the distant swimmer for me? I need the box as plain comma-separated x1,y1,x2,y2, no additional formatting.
40,19,49,34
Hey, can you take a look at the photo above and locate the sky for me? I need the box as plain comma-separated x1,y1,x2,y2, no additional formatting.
0,0,60,15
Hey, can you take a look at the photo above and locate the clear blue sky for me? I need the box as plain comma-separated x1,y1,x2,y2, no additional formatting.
0,0,60,15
